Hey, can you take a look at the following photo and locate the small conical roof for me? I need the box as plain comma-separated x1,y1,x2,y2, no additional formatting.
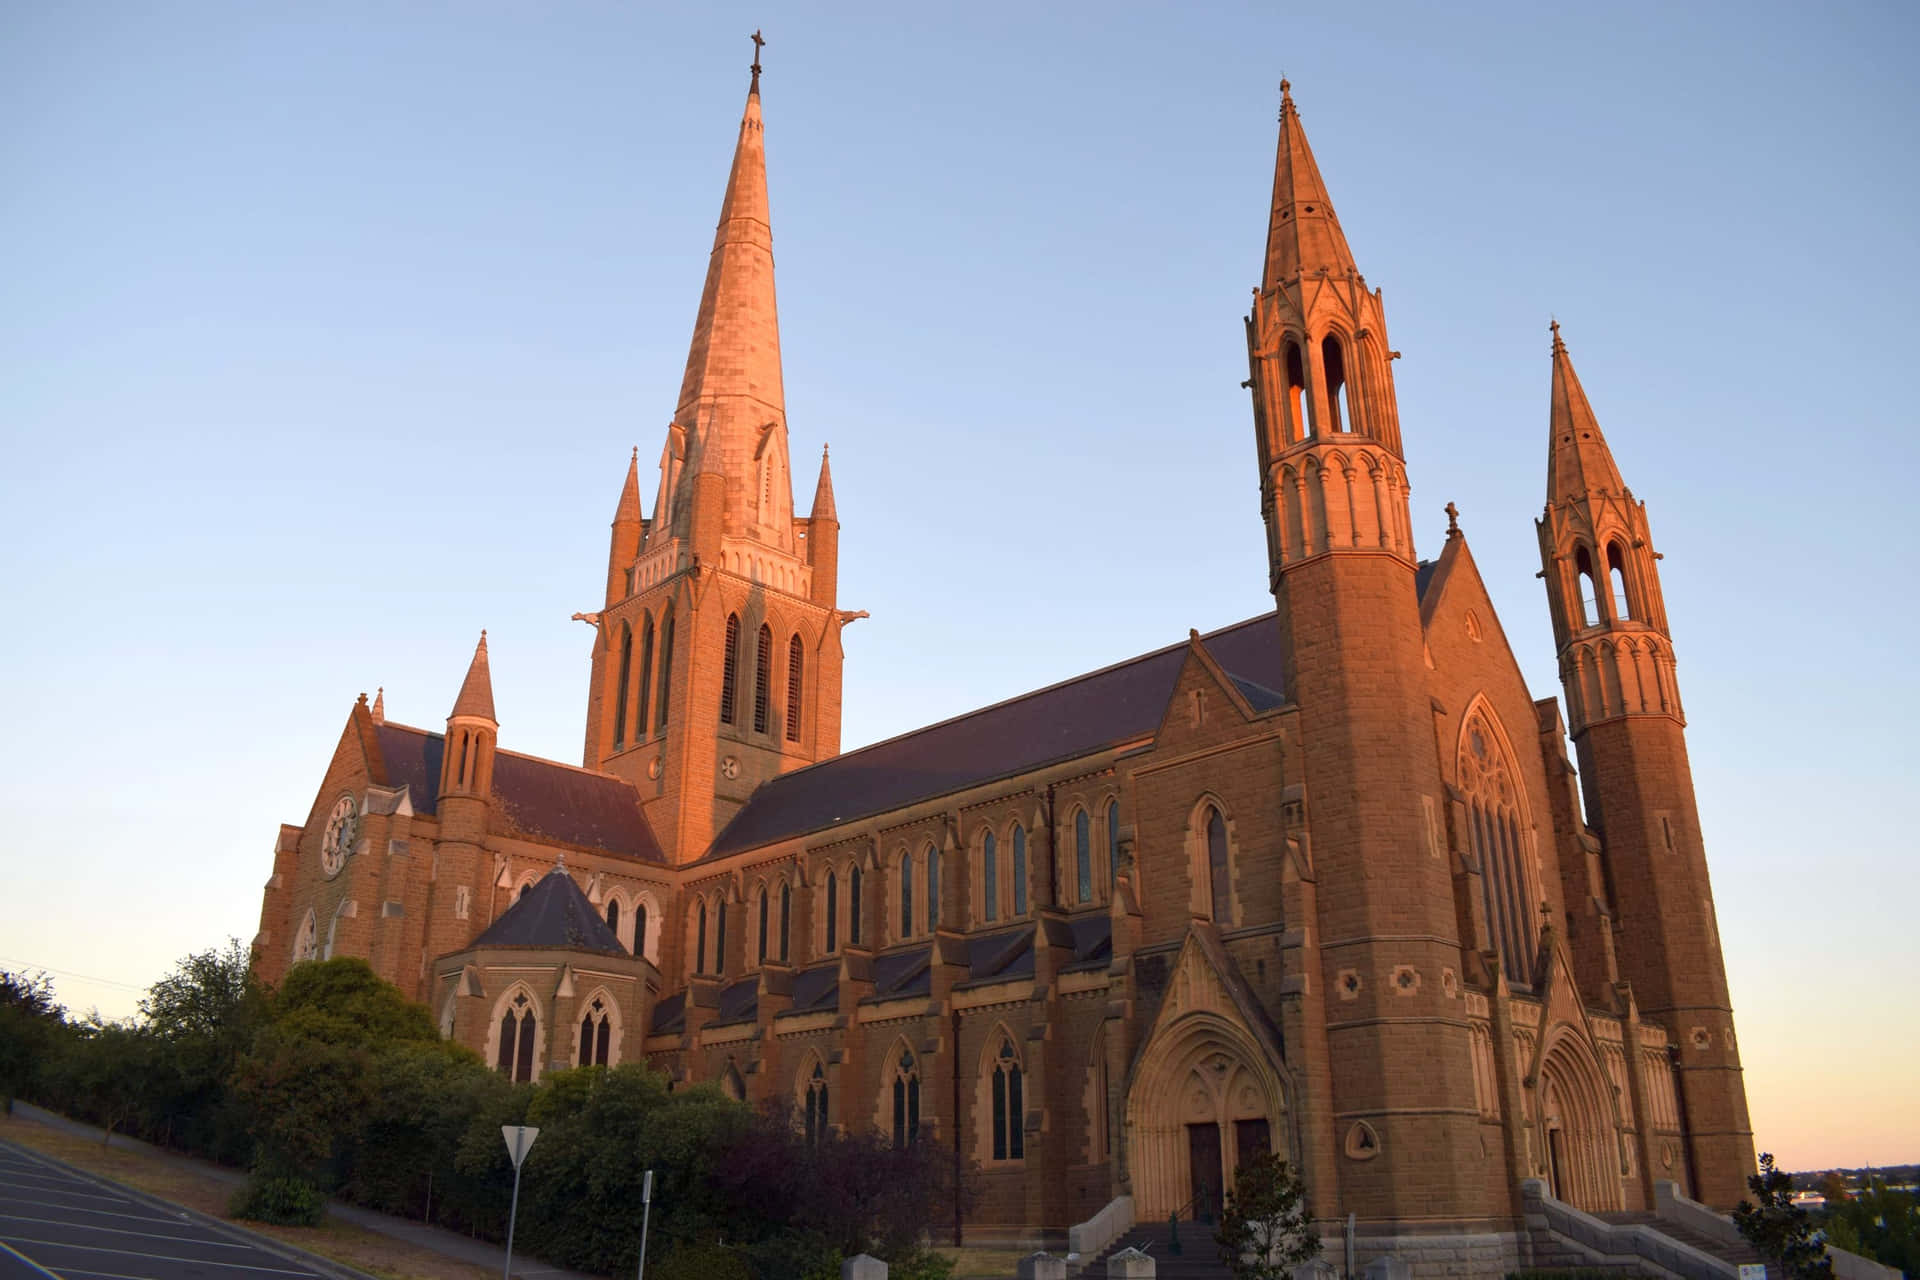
470,864,627,955
370,686,385,724
1263,81,1360,289
1546,322,1627,505
450,631,496,723
613,447,642,524
809,444,836,521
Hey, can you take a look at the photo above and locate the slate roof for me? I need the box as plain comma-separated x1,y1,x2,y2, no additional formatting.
789,963,839,1014
373,723,666,865
650,991,685,1035
706,614,1289,858
712,977,760,1026
467,866,629,955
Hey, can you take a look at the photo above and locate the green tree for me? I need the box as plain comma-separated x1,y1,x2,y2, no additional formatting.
139,939,266,1161
1215,1152,1321,1280
59,1018,158,1143
1734,1152,1833,1280
0,969,64,1113
1823,1175,1919,1276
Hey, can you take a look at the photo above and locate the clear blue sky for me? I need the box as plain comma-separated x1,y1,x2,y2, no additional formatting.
3,3,1914,1169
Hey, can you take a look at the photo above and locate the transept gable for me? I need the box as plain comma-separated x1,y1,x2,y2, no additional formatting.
1150,630,1283,752
1132,925,1287,1088
300,694,387,835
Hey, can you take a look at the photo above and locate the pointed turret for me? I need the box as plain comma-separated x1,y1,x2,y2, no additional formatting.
809,443,836,522
1547,322,1628,505
607,448,644,605
1262,80,1360,290
451,631,496,724
370,687,385,724
807,444,838,608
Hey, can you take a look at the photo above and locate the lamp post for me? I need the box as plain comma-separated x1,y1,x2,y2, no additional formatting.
635,1169,654,1280
501,1125,540,1280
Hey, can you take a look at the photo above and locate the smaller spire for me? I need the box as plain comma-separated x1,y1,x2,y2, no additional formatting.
371,686,385,724
451,630,496,723
809,443,837,521
1546,321,1627,505
614,447,642,523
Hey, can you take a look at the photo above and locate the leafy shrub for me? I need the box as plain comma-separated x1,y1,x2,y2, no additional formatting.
887,1248,956,1280
1504,1272,1658,1279
229,1175,326,1226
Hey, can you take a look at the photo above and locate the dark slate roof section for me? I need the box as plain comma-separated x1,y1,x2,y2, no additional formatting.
468,867,628,955
1229,674,1286,712
375,723,666,865
790,963,839,1014
707,614,1284,859
714,977,759,1025
871,947,932,1000
966,927,1035,982
1068,915,1113,969
1415,559,1441,603
650,991,685,1035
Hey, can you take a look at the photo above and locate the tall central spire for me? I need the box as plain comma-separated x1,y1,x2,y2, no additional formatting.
664,42,792,547
1263,80,1359,290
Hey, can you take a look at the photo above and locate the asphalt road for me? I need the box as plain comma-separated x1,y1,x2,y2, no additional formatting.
0,1142,332,1280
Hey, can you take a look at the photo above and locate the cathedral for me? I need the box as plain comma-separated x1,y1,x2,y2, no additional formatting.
253,50,1756,1267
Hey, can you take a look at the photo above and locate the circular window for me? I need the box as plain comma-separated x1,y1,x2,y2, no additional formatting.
320,794,358,878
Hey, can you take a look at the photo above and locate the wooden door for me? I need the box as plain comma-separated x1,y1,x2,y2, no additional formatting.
1234,1117,1271,1171
1187,1122,1223,1222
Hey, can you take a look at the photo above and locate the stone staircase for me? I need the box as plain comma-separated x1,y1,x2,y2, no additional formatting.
1077,1219,1236,1278
1597,1210,1772,1277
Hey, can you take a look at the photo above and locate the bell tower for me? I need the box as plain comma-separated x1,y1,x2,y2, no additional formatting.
580,40,850,864
1537,324,1754,1207
1243,83,1484,1224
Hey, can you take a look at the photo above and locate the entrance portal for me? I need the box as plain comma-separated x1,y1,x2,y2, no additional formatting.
1124,1008,1289,1218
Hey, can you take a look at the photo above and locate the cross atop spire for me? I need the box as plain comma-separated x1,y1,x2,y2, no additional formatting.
750,29,765,93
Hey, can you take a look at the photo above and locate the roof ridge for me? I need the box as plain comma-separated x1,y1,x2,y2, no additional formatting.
378,721,641,787
758,612,1274,787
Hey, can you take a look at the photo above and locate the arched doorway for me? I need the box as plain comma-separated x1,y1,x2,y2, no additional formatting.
1125,1011,1288,1221
1538,1032,1623,1212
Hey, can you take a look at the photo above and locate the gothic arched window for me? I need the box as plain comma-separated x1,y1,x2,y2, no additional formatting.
982,830,998,924
634,901,649,962
898,852,913,938
1607,542,1633,621
695,899,708,975
757,886,769,965
825,871,839,954
713,898,727,976
1285,341,1309,442
804,1061,829,1146
1074,809,1092,904
1460,708,1539,989
655,608,675,731
614,624,632,746
779,881,792,961
1206,807,1231,923
990,1037,1025,1161
753,624,774,734
636,613,655,734
849,863,863,946
891,1047,920,1149
577,994,614,1068
720,614,741,725
605,898,621,942
785,634,804,742
1322,333,1349,432
1012,823,1028,917
1575,547,1600,629
496,990,538,1083
925,845,940,931
1106,800,1121,888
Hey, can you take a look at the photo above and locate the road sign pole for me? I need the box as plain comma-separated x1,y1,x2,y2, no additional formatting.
635,1169,654,1280
504,1159,523,1280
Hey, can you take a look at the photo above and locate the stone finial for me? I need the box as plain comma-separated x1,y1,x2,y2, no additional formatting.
840,1254,886,1280
1107,1246,1157,1278
1017,1254,1068,1280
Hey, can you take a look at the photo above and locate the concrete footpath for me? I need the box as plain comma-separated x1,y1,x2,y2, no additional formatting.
10,1103,600,1280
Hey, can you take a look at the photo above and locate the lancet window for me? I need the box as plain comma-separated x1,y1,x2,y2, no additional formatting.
849,864,863,946
779,882,791,961
804,1062,829,1145
990,1037,1025,1161
614,624,632,745
753,624,774,734
825,871,839,954
891,1048,921,1149
1012,823,1028,916
982,830,998,923
1459,708,1539,988
1074,809,1092,904
1206,806,1232,923
495,990,539,1083
757,886,769,964
576,994,614,1068
1106,800,1121,887
925,845,940,930
636,614,655,733
720,614,741,725
655,609,675,731
785,634,803,741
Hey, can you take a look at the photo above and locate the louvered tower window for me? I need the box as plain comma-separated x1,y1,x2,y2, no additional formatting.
785,634,803,741
753,624,773,733
720,614,741,725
